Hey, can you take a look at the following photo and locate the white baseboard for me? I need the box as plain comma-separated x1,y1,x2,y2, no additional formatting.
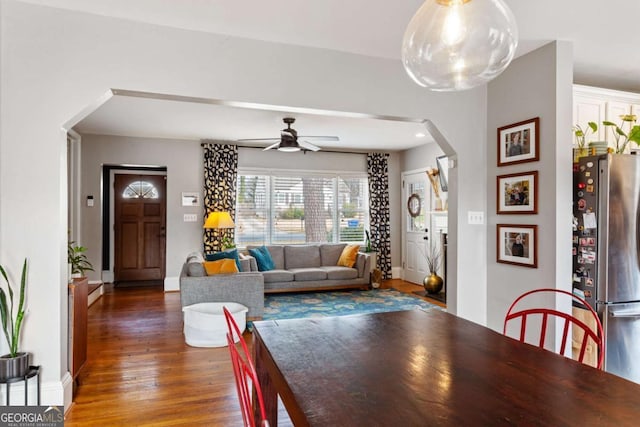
0,375,67,407
164,276,179,292
87,283,104,307
101,270,114,283
62,372,73,412
391,266,402,279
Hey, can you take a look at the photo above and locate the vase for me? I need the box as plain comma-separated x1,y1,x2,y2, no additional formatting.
423,273,443,294
0,352,30,381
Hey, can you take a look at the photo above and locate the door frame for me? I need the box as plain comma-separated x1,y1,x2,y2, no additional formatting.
101,165,167,283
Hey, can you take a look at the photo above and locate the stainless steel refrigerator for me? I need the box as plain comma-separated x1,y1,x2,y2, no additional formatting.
573,154,640,383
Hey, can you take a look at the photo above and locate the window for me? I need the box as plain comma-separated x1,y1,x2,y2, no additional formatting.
235,171,369,247
122,180,159,199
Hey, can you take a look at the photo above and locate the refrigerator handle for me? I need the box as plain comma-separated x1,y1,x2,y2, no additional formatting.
610,310,640,318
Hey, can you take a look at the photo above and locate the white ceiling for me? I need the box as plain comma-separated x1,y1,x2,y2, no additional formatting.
26,0,639,149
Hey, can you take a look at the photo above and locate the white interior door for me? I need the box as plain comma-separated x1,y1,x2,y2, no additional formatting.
403,171,430,284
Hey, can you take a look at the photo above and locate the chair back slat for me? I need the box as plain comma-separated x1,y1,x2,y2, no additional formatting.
559,318,570,356
224,306,270,427
503,288,604,369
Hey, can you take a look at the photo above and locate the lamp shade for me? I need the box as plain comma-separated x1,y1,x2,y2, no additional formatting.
204,211,235,229
402,0,518,91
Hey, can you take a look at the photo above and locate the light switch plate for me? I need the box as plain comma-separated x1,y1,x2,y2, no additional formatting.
467,211,484,225
184,214,197,222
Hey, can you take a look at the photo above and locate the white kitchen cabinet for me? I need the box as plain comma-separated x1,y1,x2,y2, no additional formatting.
574,85,640,153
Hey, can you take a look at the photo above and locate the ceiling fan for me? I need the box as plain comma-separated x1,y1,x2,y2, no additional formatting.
238,117,339,152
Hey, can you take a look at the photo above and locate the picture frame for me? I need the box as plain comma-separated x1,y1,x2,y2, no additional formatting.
496,171,538,214
497,117,540,166
497,224,538,268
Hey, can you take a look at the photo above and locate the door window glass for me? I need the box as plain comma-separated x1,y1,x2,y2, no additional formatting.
122,181,159,199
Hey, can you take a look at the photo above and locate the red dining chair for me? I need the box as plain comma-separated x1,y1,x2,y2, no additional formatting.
223,306,269,427
503,288,604,369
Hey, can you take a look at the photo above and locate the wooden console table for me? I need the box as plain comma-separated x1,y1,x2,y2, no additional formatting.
68,278,88,382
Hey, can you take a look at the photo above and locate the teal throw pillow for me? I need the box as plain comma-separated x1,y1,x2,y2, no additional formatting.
248,246,275,271
205,248,242,272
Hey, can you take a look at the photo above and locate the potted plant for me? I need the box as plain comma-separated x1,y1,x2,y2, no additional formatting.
68,241,94,279
573,121,598,160
421,244,443,294
0,259,30,380
602,114,640,154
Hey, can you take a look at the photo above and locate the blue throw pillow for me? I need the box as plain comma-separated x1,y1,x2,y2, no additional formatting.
248,245,275,271
205,248,242,272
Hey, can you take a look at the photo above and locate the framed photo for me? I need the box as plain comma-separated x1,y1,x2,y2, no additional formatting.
497,224,538,268
496,171,538,214
497,117,540,166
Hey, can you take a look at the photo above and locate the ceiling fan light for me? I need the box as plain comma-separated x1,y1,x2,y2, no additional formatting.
401,0,518,91
277,145,301,152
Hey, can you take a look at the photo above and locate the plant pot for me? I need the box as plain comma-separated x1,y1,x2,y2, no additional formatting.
0,352,30,381
573,147,588,162
423,273,444,294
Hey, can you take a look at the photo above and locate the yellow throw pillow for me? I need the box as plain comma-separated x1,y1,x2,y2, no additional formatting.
203,259,239,275
337,244,360,268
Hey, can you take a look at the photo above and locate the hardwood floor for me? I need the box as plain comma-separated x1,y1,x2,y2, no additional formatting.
64,280,443,426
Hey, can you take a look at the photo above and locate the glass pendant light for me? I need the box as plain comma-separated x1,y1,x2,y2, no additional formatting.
402,0,518,91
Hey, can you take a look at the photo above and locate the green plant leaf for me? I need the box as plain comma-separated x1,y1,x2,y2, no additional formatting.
588,122,598,132
629,126,640,145
602,121,617,127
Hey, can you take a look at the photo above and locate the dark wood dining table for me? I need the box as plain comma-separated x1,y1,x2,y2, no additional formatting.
252,309,640,426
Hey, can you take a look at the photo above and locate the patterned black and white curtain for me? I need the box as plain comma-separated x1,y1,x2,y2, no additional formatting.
203,143,238,253
367,153,391,279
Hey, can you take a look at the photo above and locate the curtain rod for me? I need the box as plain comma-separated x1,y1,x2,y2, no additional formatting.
200,142,368,156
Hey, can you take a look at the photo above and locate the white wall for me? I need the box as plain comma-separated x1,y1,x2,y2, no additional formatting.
0,0,487,406
486,42,574,336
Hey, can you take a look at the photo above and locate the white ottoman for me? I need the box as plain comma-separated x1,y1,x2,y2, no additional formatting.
182,302,248,348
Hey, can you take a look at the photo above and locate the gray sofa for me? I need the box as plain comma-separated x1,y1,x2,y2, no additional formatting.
179,244,371,319
247,244,371,293
179,252,265,318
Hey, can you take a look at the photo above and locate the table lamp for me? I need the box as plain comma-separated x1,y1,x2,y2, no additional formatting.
204,211,235,252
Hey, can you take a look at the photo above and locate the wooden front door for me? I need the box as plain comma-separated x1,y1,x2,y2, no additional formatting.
114,174,166,282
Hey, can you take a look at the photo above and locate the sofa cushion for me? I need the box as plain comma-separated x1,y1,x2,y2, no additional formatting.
186,252,205,264
262,269,294,283
289,268,327,281
321,266,358,280
248,246,275,271
253,246,284,270
187,262,206,277
355,253,366,277
285,245,321,269
203,259,239,275
205,249,242,272
337,244,359,268
320,244,347,266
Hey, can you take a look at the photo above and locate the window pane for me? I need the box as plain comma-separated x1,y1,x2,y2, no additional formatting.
273,176,334,244
338,177,368,243
236,175,269,247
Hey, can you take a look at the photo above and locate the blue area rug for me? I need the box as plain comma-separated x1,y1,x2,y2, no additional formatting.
259,289,441,322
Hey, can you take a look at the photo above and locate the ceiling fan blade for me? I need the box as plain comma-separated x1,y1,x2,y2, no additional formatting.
263,141,281,151
297,136,339,141
298,140,321,152
237,137,280,142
